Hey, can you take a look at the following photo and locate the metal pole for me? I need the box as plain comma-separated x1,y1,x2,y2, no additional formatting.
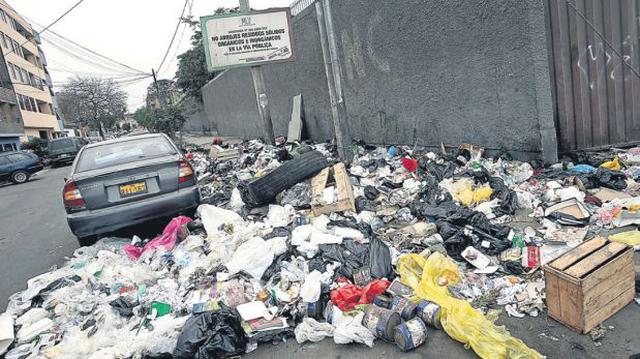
240,0,275,145
321,0,352,162
315,2,345,161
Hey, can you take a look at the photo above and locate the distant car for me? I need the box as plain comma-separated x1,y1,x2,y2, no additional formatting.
0,151,43,184
48,137,87,167
63,133,200,246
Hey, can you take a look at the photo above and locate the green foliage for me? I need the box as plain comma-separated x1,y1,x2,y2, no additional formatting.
121,123,132,132
175,17,216,102
134,106,186,139
175,8,241,102
21,137,48,157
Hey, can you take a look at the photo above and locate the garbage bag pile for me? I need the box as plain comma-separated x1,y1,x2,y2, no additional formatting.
3,139,640,358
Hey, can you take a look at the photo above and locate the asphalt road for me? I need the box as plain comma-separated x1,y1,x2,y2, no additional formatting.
0,166,78,311
0,165,639,358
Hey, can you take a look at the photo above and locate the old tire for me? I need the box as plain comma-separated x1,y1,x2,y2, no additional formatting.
238,150,328,208
77,235,98,247
10,170,29,184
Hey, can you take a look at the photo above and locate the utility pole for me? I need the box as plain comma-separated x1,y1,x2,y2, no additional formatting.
316,0,352,163
151,68,165,110
239,0,275,145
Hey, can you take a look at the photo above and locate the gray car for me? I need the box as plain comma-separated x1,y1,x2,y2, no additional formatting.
63,133,200,246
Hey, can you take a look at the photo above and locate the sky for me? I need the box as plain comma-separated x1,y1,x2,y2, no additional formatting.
7,0,292,112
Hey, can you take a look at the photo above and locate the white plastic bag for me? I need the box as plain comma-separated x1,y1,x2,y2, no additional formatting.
198,204,245,236
267,205,294,227
294,318,334,344
225,237,285,279
300,270,322,303
332,306,374,347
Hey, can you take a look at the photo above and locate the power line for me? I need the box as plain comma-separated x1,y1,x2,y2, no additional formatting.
32,22,148,75
3,0,87,58
156,0,190,74
40,35,143,76
159,0,195,76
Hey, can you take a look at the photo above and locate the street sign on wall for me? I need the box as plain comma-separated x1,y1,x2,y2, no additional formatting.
201,9,295,72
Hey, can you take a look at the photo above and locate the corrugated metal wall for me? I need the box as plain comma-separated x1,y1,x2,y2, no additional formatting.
548,0,640,151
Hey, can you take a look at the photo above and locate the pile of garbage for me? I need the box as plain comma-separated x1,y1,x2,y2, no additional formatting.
2,139,640,358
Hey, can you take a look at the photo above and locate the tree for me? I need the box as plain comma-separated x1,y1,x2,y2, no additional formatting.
57,77,128,138
134,105,186,139
174,14,226,102
146,79,180,108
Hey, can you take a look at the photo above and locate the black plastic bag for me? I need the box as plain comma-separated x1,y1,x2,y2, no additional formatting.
364,186,380,200
355,196,376,212
435,207,511,261
369,236,393,279
109,298,136,317
173,306,247,359
319,240,370,278
593,168,627,190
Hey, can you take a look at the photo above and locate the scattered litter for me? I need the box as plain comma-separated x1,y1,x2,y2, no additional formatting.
7,138,640,357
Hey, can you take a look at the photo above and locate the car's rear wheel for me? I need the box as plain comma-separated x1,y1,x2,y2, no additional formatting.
77,235,98,247
11,170,29,184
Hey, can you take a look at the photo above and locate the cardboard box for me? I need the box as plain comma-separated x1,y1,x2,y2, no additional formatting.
544,237,635,333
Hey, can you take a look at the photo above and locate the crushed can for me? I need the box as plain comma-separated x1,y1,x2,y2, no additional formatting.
416,300,442,329
298,300,322,319
394,317,428,351
353,268,372,287
364,305,401,342
390,296,417,321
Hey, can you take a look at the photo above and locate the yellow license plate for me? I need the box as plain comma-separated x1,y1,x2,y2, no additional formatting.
119,181,147,197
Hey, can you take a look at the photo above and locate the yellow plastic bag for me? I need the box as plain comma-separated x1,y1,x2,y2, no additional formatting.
600,157,621,171
443,179,493,207
609,231,640,246
397,253,543,359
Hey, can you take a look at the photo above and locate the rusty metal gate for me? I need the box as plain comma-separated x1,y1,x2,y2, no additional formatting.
547,0,640,151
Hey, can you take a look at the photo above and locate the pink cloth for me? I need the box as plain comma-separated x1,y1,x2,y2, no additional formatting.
124,216,192,260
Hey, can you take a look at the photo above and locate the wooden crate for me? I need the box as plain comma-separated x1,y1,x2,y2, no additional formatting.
544,237,635,333
311,162,355,216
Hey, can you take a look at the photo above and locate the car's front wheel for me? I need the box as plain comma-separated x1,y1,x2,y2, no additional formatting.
10,170,29,184
77,235,97,247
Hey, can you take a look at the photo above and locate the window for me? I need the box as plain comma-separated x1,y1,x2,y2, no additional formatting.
7,153,29,162
0,10,6,24
76,137,177,173
20,69,27,84
0,32,6,49
29,97,37,112
17,94,25,110
8,63,16,80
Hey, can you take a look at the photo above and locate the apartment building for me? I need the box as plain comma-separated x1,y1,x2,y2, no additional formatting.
0,43,22,151
0,1,59,141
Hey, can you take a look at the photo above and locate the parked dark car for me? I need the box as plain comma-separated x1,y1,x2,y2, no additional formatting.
48,137,87,167
0,151,43,184
63,133,200,246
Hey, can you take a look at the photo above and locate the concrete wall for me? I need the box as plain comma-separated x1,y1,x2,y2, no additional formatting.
202,0,554,157
202,6,334,142
180,96,215,135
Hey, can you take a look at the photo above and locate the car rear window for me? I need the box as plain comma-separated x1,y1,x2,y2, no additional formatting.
48,139,76,151
75,137,177,173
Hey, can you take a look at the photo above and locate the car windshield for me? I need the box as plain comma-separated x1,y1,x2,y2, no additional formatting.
75,137,176,173
48,139,76,152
